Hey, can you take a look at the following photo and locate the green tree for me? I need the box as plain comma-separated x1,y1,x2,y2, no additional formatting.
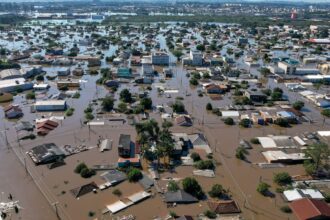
292,101,304,111
206,103,213,111
208,184,225,198
257,182,270,196
167,180,179,192
273,172,292,186
189,78,198,86
127,168,142,182
74,163,87,173
204,210,216,219
120,89,132,103
321,109,330,118
102,96,114,111
172,101,185,113
190,152,201,162
140,97,152,110
117,102,127,113
182,177,204,199
196,44,205,51
274,118,289,127
194,160,215,170
239,118,250,128
224,117,234,125
303,142,330,176
26,91,35,100
236,147,248,160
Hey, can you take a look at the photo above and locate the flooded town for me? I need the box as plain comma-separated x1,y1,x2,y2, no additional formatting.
0,1,329,220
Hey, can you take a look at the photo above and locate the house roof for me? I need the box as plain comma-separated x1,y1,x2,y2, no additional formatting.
208,200,241,214
100,170,127,185
118,134,131,150
188,133,208,146
70,182,98,198
290,198,330,220
164,190,198,203
176,115,193,126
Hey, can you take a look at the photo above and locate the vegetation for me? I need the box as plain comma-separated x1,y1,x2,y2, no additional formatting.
206,103,213,111
182,177,204,199
0,93,13,103
280,205,292,213
26,91,35,100
273,172,292,186
250,138,260,144
274,118,289,127
65,108,75,117
321,109,330,118
74,163,95,178
292,101,304,111
257,182,270,196
239,118,250,128
190,152,201,162
120,89,132,103
303,142,330,176
172,101,185,113
224,117,234,125
72,92,80,99
167,180,179,192
194,160,215,170
235,147,248,160
127,168,142,182
101,96,114,111
208,184,225,198
140,97,152,110
203,210,217,219
112,189,122,197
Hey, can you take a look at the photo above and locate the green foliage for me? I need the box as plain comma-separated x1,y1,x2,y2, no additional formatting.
172,101,185,113
257,182,270,196
80,167,96,178
26,91,35,100
88,211,95,217
140,97,152,110
85,112,94,121
74,163,87,174
280,205,292,213
204,210,216,219
206,103,213,111
239,118,250,128
35,75,44,81
127,168,142,182
72,92,80,99
235,147,248,160
65,108,75,117
117,102,128,113
120,89,132,103
194,160,215,170
167,180,179,192
292,101,304,111
182,177,204,199
224,117,234,125
102,96,114,111
196,44,205,51
274,118,289,127
250,138,260,144
303,142,330,176
273,172,292,186
271,91,282,101
208,184,225,198
190,152,201,162
189,77,198,86
112,189,122,197
321,109,330,117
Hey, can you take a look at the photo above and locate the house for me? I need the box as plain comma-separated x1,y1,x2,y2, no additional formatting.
207,200,241,214
118,157,141,168
283,189,324,202
46,47,63,56
0,78,33,93
205,84,226,94
15,121,34,131
27,143,66,165
278,58,299,75
35,100,67,111
4,104,23,119
244,90,267,104
290,198,330,220
188,133,212,154
164,190,198,204
117,67,132,78
276,111,297,122
118,134,131,158
175,115,193,127
36,119,59,135
163,68,173,78
70,182,98,198
105,80,119,88
101,170,127,185
57,68,70,76
151,52,169,65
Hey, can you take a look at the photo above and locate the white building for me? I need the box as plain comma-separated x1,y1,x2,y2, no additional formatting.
190,50,203,66
141,56,154,76
151,52,169,65
0,78,33,93
35,100,67,111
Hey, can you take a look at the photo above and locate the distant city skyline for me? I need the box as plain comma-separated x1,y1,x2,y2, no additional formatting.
0,0,330,3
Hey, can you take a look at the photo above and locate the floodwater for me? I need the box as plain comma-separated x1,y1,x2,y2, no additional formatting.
0,22,329,220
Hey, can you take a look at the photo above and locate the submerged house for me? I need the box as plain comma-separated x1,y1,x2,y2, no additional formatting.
118,134,131,158
4,104,23,119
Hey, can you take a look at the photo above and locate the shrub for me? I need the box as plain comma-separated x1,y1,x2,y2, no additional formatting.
127,168,142,182
235,147,248,160
273,172,292,186
85,112,94,121
80,168,96,178
321,109,330,118
208,184,225,198
250,138,260,144
224,117,234,125
325,193,330,203
274,118,289,127
102,96,114,111
189,78,198,86
172,101,185,113
167,180,179,192
292,101,304,111
169,211,177,218
239,118,250,128
140,97,152,110
74,163,87,173
194,160,215,170
65,108,74,117
204,210,216,219
26,91,35,100
88,211,95,217
35,75,44,81
206,103,213,111
257,182,270,196
112,189,122,197
280,205,292,213
190,152,201,162
182,177,204,199
72,92,80,99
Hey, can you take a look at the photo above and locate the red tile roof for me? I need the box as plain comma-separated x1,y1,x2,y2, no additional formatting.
290,198,330,220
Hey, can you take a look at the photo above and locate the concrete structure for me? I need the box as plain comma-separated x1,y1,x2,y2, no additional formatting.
35,100,67,111
151,52,169,65
141,57,154,76
190,50,203,66
278,59,299,75
0,78,33,93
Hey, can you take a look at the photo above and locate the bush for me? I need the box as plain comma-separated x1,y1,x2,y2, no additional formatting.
140,97,152,110
85,112,94,121
112,189,122,197
208,184,225,198
117,102,127,113
257,182,270,196
321,109,330,118
102,96,114,111
224,117,234,125
274,118,289,127
235,147,248,160
239,118,250,128
127,168,142,182
120,89,132,103
182,177,204,199
189,78,198,86
65,108,74,117
190,152,201,162
169,211,177,218
26,91,35,100
172,101,185,113
292,101,304,111
204,210,216,219
273,172,292,186
280,205,292,213
250,138,260,144
80,167,96,178
206,103,213,111
72,92,80,99
88,211,95,217
325,193,330,203
35,75,44,81
74,163,87,173
194,160,215,170
167,180,179,192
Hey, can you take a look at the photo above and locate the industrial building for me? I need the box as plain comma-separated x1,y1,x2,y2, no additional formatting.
35,100,67,111
151,52,169,65
0,78,33,93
